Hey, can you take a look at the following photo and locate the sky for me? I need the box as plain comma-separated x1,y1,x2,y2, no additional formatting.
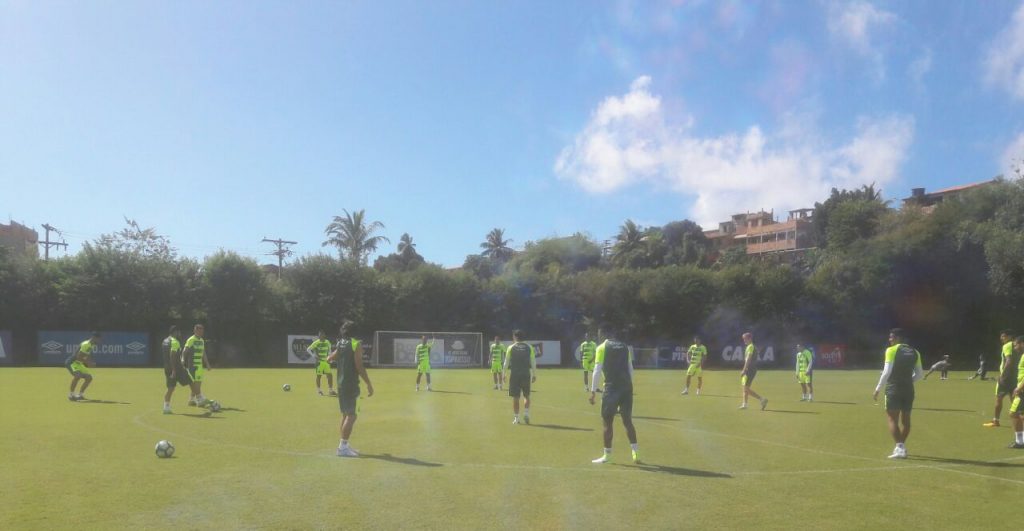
2,0,1024,267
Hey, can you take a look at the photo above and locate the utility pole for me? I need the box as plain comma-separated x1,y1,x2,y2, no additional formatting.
38,223,68,260
261,237,297,279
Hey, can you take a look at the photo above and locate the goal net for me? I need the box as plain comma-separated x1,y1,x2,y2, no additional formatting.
373,331,485,368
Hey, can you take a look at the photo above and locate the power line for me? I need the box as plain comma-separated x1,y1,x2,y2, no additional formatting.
262,236,299,278
38,223,68,260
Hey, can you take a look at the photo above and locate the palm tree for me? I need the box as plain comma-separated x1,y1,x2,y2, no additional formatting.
480,228,514,262
322,209,390,266
397,233,417,260
611,219,647,267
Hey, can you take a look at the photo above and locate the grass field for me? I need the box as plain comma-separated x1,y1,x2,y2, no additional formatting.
2,367,1020,529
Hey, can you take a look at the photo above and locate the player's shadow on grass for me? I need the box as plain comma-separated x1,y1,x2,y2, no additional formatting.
361,453,443,467
767,410,819,414
627,463,731,478
181,412,224,419
77,399,131,405
910,455,1024,469
427,390,472,395
812,401,857,405
693,394,734,399
632,416,680,421
530,423,593,432
915,407,975,413
219,407,247,412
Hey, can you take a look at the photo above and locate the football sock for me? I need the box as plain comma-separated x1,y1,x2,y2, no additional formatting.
1017,432,1024,444
630,443,638,451
896,443,905,449
340,439,348,449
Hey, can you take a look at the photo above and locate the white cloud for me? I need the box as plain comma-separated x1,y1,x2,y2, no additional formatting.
908,48,932,88
984,3,1024,100
554,77,915,226
1001,132,1024,177
827,1,896,82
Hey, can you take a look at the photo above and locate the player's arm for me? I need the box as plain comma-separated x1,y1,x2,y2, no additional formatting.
873,362,893,400
306,342,316,358
202,349,210,370
327,346,338,363
182,345,194,369
530,345,537,383
740,353,751,375
502,345,511,379
912,352,924,382
806,352,813,373
353,342,373,397
589,343,605,402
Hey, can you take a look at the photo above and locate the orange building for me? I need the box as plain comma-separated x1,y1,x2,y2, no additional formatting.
704,209,816,258
0,221,38,257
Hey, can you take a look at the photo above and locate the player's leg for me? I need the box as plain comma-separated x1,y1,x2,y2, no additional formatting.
583,368,589,389
683,374,691,394
696,375,703,394
316,373,323,394
988,392,1006,426
522,385,531,424
327,373,335,395
415,370,422,391
807,378,814,400
425,371,431,390
619,391,638,462
69,375,80,399
898,410,911,447
78,374,93,398
591,415,615,463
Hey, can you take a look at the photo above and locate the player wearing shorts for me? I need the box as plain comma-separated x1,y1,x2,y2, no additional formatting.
580,333,597,391
740,332,767,411
968,353,988,380
984,330,1016,427
589,328,639,464
922,355,952,380
490,335,505,390
1007,337,1024,448
67,332,100,401
182,324,211,407
415,335,433,392
872,328,923,459
681,336,706,395
503,330,536,425
796,343,814,401
162,326,189,414
328,321,374,457
307,331,335,396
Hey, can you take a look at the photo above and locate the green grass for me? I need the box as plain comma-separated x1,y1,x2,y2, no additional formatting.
1,367,1020,529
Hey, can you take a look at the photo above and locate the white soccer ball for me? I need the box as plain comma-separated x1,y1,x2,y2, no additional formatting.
209,401,221,412
155,440,175,458
283,384,291,391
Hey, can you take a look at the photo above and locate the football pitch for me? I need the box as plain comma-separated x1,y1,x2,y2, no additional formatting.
2,367,1020,529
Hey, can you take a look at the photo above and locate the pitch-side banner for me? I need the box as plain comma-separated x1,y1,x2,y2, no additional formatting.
38,331,149,366
501,340,561,366
814,344,846,368
287,335,318,364
0,330,12,365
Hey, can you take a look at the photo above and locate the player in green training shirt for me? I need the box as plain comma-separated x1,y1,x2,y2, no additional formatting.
589,327,639,464
795,342,814,402
872,328,923,459
580,333,597,392
307,330,336,396
182,323,212,407
327,320,374,457
1007,337,1024,449
66,331,100,401
162,326,190,414
740,332,768,410
490,335,505,390
415,335,434,391
503,330,536,424
984,330,1016,427
681,335,706,396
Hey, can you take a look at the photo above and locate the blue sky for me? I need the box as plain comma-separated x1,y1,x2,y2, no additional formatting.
3,0,1024,267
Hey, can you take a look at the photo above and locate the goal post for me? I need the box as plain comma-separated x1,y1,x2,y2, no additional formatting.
373,331,485,368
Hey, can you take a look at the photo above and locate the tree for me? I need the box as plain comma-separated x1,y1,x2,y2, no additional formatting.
373,233,425,273
812,184,885,248
322,209,390,266
397,233,417,260
661,220,709,266
480,228,514,262
611,220,659,268
94,217,176,259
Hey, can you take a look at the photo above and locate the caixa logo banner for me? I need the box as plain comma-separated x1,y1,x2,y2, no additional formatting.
38,331,150,366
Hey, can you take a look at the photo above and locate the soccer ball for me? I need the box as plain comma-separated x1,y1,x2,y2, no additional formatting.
283,384,291,391
155,440,175,458
209,400,222,412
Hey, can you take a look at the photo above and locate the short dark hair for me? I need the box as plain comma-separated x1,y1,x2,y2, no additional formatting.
512,329,522,340
168,325,178,335
1015,335,1024,344
889,328,905,341
90,331,101,338
693,335,701,341
339,320,353,336
1001,329,1014,337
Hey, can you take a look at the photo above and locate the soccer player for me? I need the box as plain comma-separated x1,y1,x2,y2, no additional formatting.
327,321,373,457
307,330,336,396
922,355,952,380
415,335,433,392
580,333,597,391
872,328,923,459
490,335,505,390
1008,337,1024,449
739,332,768,410
968,353,988,380
795,343,814,401
681,335,706,395
588,328,639,464
66,331,100,401
182,323,211,407
984,330,1017,427
162,326,189,414
503,329,536,425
